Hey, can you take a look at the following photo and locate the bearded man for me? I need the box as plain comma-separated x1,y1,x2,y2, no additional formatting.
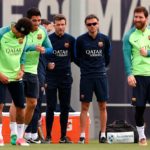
123,6,150,146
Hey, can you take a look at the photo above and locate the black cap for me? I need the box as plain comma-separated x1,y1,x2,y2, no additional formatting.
15,17,33,35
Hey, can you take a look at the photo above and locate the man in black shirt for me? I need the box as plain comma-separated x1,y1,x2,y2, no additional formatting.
76,14,111,144
45,14,75,143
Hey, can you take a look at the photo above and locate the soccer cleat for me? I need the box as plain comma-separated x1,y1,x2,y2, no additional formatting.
30,137,41,144
0,139,4,146
139,138,147,146
10,134,17,145
99,137,107,143
59,136,72,144
78,137,85,144
16,138,30,146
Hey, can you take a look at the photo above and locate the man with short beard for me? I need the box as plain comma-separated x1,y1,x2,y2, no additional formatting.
123,6,150,146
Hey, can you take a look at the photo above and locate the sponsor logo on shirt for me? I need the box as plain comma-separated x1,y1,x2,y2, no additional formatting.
64,42,70,48
53,49,68,57
143,45,150,50
6,48,22,55
86,49,102,57
37,34,42,40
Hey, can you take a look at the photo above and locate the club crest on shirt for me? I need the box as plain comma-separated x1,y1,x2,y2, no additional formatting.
98,41,103,47
37,34,42,40
64,42,70,48
18,38,23,44
148,35,150,40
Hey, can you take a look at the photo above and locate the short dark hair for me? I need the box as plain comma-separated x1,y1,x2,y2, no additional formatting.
53,14,66,24
41,19,51,25
85,14,99,24
26,7,41,19
134,6,148,18
15,17,33,35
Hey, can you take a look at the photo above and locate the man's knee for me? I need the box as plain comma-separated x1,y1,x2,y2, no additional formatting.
99,102,107,111
26,99,37,110
81,102,90,112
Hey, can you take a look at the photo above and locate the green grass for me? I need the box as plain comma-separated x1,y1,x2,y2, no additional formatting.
2,140,150,150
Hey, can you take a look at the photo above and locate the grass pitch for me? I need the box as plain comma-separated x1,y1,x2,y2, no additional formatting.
2,140,150,150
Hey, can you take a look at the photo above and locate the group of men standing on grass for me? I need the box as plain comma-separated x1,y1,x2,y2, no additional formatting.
0,5,149,147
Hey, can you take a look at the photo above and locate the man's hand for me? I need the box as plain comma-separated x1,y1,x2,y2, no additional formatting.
0,73,9,84
16,70,24,80
127,75,136,87
36,45,45,54
47,62,55,70
140,47,147,57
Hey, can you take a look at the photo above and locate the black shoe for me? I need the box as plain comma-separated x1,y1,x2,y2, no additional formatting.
30,137,41,144
78,137,85,144
59,136,72,144
99,137,107,143
44,137,51,144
